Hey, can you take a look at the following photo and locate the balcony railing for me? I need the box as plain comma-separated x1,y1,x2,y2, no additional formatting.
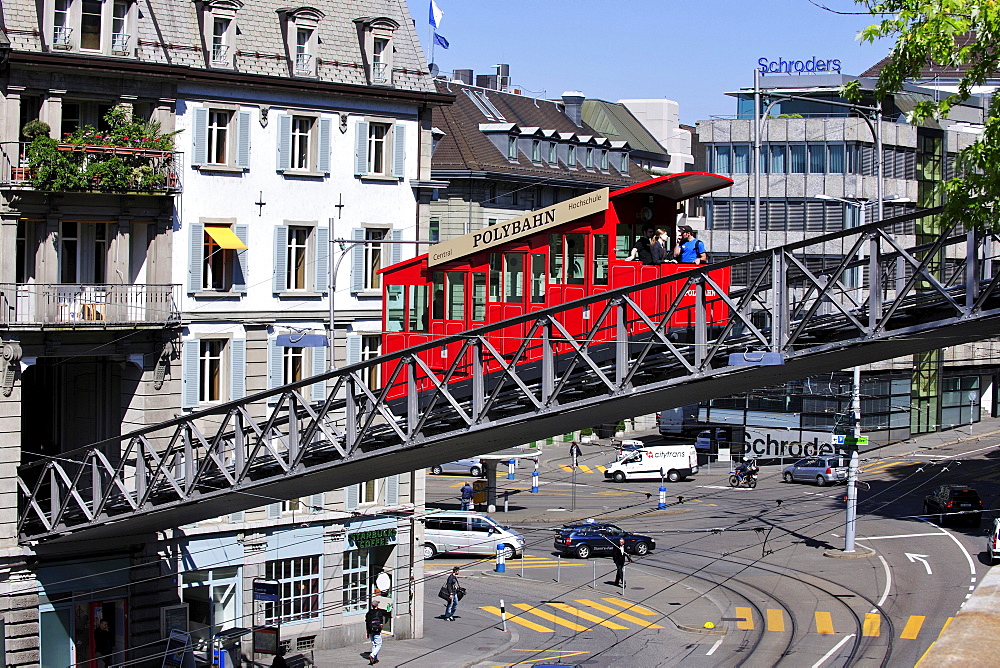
111,32,131,55
295,53,313,74
53,26,73,49
0,284,181,327
212,44,230,64
372,61,390,84
0,142,183,193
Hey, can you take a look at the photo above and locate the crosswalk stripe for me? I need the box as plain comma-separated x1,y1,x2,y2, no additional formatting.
547,602,630,630
601,597,658,616
480,606,553,633
901,615,925,639
767,608,785,632
940,616,953,634
559,464,573,473
578,464,592,473
815,611,834,634
735,606,753,630
863,613,880,637
513,603,589,631
575,599,664,628
596,465,607,472
510,563,583,569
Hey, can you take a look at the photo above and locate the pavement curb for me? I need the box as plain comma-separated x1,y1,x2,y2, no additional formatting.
822,545,877,559
676,622,728,635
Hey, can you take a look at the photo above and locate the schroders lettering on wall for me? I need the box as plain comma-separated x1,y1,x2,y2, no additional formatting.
427,188,610,267
741,431,837,458
758,57,842,74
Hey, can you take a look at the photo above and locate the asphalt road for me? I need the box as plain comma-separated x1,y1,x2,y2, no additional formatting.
421,434,998,667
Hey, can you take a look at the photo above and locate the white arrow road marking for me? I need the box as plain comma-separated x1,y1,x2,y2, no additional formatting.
905,553,933,575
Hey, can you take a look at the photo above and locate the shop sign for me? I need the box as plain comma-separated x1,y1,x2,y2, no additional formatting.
348,528,398,549
758,57,842,74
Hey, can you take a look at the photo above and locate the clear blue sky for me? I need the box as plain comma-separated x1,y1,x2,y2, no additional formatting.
405,0,890,124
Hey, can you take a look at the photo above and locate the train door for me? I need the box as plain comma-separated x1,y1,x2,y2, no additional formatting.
432,270,471,378
487,252,527,359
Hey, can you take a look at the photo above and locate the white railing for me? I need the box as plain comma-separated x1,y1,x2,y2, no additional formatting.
212,44,230,64
295,53,313,74
111,32,131,54
53,26,73,49
0,284,181,326
372,62,390,84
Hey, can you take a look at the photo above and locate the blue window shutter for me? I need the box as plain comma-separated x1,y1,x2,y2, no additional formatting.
230,338,246,400
390,229,402,266
266,503,281,519
182,340,200,409
350,228,365,293
314,226,329,293
192,107,209,166
392,123,406,178
234,225,249,294
345,484,359,511
385,474,399,506
267,337,283,405
317,117,332,174
309,492,324,514
236,110,251,169
354,121,368,175
273,225,288,293
229,511,245,522
188,223,204,293
276,113,292,172
310,345,327,401
346,333,362,366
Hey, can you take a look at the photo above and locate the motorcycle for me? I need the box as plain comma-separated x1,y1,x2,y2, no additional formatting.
729,459,759,489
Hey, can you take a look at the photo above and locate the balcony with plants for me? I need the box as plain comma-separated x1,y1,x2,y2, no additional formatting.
1,105,183,194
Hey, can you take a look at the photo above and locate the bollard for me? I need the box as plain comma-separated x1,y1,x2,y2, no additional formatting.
593,560,597,589
658,484,666,510
503,490,509,513
495,543,506,573
531,460,539,493
507,458,516,480
499,598,508,633
556,554,561,582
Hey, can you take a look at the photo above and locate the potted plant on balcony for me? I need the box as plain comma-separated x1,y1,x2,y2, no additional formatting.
25,104,180,193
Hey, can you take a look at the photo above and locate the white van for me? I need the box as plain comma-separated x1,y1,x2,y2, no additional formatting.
604,444,699,482
422,511,525,560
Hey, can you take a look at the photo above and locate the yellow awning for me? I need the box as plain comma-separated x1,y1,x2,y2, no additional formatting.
204,226,247,250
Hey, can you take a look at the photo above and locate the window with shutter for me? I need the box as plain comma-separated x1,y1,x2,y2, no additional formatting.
188,223,204,293
309,492,324,514
192,108,209,166
346,333,362,366
314,226,329,293
181,339,200,409
230,338,246,400
236,110,251,169
385,474,399,506
267,503,281,519
317,118,332,174
273,225,289,293
354,121,369,175
350,228,365,293
345,484,359,510
310,345,327,401
267,337,283,405
276,113,293,172
234,225,249,294
392,123,406,177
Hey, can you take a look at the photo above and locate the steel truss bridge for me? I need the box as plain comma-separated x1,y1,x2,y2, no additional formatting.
18,208,1000,546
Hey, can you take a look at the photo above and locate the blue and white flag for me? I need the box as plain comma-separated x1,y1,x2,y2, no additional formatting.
429,0,444,29
433,32,450,49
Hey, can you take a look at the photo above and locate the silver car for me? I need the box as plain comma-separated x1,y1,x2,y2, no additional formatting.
782,456,848,486
429,457,483,476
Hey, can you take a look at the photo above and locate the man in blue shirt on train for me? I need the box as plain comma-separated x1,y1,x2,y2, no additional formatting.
673,225,708,265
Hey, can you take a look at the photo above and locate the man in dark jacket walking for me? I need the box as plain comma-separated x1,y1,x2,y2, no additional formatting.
94,618,115,668
444,566,462,620
460,482,474,511
612,538,632,587
365,600,385,664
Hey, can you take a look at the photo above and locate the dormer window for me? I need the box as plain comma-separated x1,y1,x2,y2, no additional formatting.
585,147,594,168
278,7,324,78
531,139,540,162
295,29,313,73
568,145,577,167
354,17,399,87
507,136,517,160
549,142,557,163
198,0,243,68
53,0,72,48
111,0,130,54
48,0,136,55
621,152,629,172
600,150,609,170
212,18,230,63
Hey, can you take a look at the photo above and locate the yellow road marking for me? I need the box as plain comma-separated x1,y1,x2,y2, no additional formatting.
735,606,753,630
575,599,664,628
940,616,953,634
496,650,591,667
915,618,954,668
508,563,583,569
578,464,592,473
513,603,589,631
601,597,658,615
863,613,880,637
546,602,630,630
767,608,785,632
479,606,553,633
596,465,607,472
901,615,925,639
447,482,467,487
815,611,834,634
559,464,573,473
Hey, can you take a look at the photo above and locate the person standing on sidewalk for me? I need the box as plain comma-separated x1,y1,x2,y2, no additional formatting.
444,566,462,621
460,482,474,511
569,442,582,468
612,538,632,587
365,600,385,664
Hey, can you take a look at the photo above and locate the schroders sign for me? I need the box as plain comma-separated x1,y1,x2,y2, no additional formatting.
427,188,609,267
758,57,842,75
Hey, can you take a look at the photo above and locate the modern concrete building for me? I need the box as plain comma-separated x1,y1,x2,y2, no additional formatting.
0,1,449,665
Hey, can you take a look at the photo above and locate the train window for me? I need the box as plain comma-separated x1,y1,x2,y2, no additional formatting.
565,234,585,285
530,254,546,304
617,224,639,260
594,236,609,286
549,234,563,282
447,272,465,320
504,253,524,303
432,272,445,320
409,284,428,332
386,285,404,331
489,253,502,302
472,273,486,320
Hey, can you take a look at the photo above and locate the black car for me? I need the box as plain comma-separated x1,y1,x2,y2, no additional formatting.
923,484,983,525
553,522,655,559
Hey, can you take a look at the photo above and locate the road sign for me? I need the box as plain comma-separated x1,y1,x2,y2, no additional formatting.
844,436,869,446
252,580,279,603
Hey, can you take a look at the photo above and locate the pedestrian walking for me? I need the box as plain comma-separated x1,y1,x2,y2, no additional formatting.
270,647,289,668
365,600,385,664
460,481,474,511
94,618,116,668
444,566,463,621
569,442,582,468
612,538,632,587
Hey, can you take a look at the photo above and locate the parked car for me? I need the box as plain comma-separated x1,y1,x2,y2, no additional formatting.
429,458,483,476
552,522,655,559
987,518,1000,563
782,456,848,486
423,511,525,559
923,484,983,525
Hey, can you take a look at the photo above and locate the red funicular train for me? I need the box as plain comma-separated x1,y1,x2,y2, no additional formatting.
379,172,734,399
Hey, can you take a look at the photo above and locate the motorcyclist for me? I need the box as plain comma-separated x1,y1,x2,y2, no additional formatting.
734,457,758,482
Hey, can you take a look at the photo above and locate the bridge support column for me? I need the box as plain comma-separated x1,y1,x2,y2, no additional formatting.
482,460,499,513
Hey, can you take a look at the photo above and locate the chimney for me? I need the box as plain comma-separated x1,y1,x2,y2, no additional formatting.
562,90,585,127
476,74,498,90
453,69,473,85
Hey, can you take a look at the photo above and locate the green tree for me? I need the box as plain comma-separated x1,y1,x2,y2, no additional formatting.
846,0,1000,230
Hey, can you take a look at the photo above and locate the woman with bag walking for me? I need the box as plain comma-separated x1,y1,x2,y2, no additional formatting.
365,600,385,664
443,566,462,621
